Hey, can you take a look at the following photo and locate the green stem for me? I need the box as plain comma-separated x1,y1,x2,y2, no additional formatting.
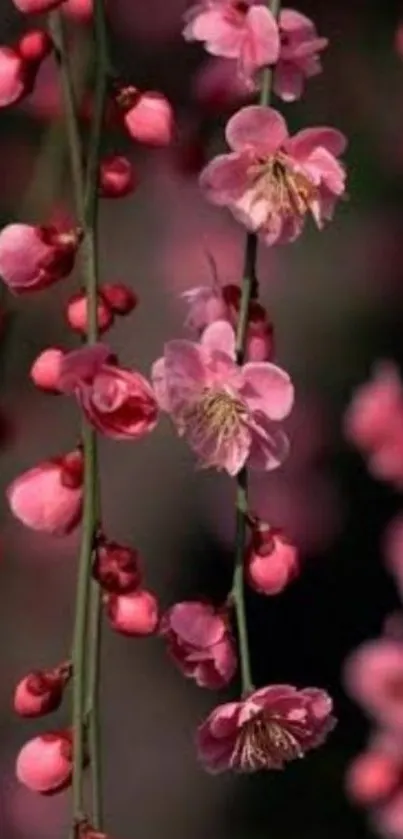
231,0,282,698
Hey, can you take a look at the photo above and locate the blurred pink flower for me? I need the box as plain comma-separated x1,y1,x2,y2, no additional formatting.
345,639,403,729
106,589,159,636
183,0,279,85
7,450,83,535
160,601,237,688
275,9,328,102
59,344,159,440
116,88,174,147
16,731,74,794
197,684,335,772
0,47,26,107
12,0,65,12
346,747,401,807
0,223,79,293
200,106,347,245
62,0,93,20
98,154,137,199
193,56,254,113
30,348,64,392
152,320,293,476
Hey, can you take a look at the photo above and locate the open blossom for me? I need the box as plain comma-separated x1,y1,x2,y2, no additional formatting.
183,0,280,85
160,601,237,688
344,638,403,730
59,344,158,440
0,223,79,293
16,730,74,794
200,106,347,246
7,449,83,534
275,9,328,102
152,320,293,476
197,684,335,773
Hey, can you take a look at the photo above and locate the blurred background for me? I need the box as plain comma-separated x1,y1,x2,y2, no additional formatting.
0,0,403,837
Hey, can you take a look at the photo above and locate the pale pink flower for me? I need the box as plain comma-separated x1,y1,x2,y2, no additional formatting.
160,601,237,688
30,348,64,392
345,639,403,729
16,731,73,794
106,589,159,636
183,0,280,85
152,320,293,476
0,223,79,293
197,684,335,773
200,105,347,245
7,449,83,535
274,9,328,102
116,87,174,147
59,344,158,440
13,0,66,12
246,523,299,595
14,663,71,718
98,155,137,198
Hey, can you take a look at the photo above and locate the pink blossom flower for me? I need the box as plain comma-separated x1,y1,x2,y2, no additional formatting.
116,87,174,147
197,684,335,772
7,449,83,535
106,589,159,636
160,601,237,688
200,106,347,245
12,0,66,12
93,537,142,594
30,348,64,392
0,223,79,293
14,663,71,718
274,9,328,102
98,155,137,198
345,639,403,729
16,730,74,794
65,291,114,335
152,320,293,476
346,748,401,806
246,523,299,595
59,344,158,440
183,0,280,85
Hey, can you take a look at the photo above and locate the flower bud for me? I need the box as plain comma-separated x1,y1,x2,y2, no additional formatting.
66,291,113,335
246,523,299,596
93,538,142,594
106,590,159,636
99,155,137,198
16,730,74,794
59,448,84,489
116,87,174,146
30,347,64,392
0,223,79,293
17,30,52,64
101,283,137,316
13,0,65,12
14,662,72,717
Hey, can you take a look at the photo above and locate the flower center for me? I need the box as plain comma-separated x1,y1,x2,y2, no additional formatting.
231,713,303,771
178,387,246,462
250,153,317,220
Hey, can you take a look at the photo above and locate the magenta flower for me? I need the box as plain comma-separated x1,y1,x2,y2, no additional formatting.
152,320,293,476
200,105,347,245
59,344,159,440
275,9,328,102
183,0,280,84
345,639,403,730
197,684,335,773
160,601,237,688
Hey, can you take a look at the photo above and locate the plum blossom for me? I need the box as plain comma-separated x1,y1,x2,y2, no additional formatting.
116,87,174,146
275,9,328,102
152,320,294,476
200,105,347,246
16,730,74,794
92,537,142,594
0,223,79,293
160,601,237,688
58,344,158,440
183,0,280,85
197,684,335,773
106,589,159,636
246,523,299,595
345,638,403,730
14,663,71,717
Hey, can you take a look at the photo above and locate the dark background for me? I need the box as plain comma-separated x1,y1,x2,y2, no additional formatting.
0,1,402,837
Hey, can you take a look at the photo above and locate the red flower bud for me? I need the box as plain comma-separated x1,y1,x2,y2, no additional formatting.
30,347,64,392
116,86,174,147
93,538,142,594
16,729,75,794
17,30,52,64
247,523,299,596
106,589,159,636
101,283,137,316
66,291,114,335
99,155,137,198
14,662,72,717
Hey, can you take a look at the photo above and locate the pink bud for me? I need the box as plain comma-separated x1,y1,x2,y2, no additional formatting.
59,448,84,489
62,0,93,20
16,730,73,794
106,590,159,636
0,47,25,107
99,155,137,198
14,662,72,717
93,538,142,594
101,283,137,316
66,291,113,335
12,0,66,12
17,30,52,64
7,450,83,534
346,751,401,805
0,223,79,293
30,348,64,392
117,87,174,147
247,525,299,596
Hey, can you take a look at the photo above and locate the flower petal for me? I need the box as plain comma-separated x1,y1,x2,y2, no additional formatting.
151,357,171,411
163,340,207,410
286,126,347,160
240,6,280,79
201,320,236,358
58,344,113,393
241,362,294,420
273,62,304,102
225,105,288,155
199,152,250,205
247,421,290,471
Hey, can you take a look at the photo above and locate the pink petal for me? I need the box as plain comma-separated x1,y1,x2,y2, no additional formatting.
241,362,294,420
225,105,288,155
279,9,315,37
286,127,347,160
169,602,225,648
201,319,236,358
304,147,346,194
199,152,251,205
240,6,280,79
58,344,112,393
247,422,290,471
151,357,171,411
0,48,24,107
184,10,243,58
164,340,207,411
208,701,241,738
273,61,304,102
